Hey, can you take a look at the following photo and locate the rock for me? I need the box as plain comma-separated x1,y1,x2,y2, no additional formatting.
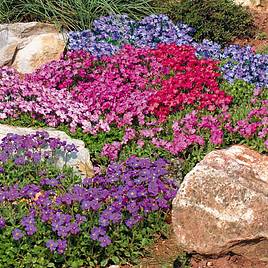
235,0,260,6
0,22,66,73
172,145,268,262
0,22,58,46
13,33,66,73
0,41,18,66
0,124,93,178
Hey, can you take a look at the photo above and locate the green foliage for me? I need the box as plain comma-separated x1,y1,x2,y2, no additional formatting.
257,45,268,54
163,0,255,44
0,0,162,30
255,31,267,40
1,80,267,177
174,253,191,268
0,146,172,267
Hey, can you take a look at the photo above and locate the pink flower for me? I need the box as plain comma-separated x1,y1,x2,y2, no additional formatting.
101,142,122,161
137,139,145,148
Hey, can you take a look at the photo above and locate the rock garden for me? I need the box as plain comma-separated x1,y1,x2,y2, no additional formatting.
0,0,267,267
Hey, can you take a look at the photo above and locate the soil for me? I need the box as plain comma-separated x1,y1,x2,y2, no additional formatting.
233,8,268,51
190,255,268,268
136,233,268,268
138,230,185,268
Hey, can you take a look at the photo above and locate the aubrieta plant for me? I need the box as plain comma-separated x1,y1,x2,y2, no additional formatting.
0,43,267,164
1,44,231,134
68,15,194,54
0,131,78,187
0,132,177,267
68,14,268,88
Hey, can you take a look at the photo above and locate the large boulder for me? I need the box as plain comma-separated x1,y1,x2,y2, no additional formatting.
0,22,66,73
0,124,93,178
172,145,268,262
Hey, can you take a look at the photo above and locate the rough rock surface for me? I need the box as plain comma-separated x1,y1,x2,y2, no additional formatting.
235,0,261,6
12,33,66,73
172,145,268,262
0,22,66,73
0,124,93,178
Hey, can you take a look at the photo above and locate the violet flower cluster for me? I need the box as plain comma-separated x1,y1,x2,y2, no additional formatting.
0,131,77,177
68,15,194,55
0,134,177,253
196,41,268,88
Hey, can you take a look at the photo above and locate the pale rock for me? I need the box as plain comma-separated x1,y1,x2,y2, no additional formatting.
12,33,66,73
172,145,268,262
235,0,264,6
0,22,58,42
0,124,93,178
0,22,66,72
0,41,18,66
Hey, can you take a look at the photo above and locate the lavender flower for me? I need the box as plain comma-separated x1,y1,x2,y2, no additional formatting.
46,239,58,252
98,235,112,247
0,217,5,229
12,228,24,240
57,239,67,254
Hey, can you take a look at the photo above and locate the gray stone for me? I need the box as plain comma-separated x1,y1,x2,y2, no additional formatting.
0,124,94,178
0,41,18,66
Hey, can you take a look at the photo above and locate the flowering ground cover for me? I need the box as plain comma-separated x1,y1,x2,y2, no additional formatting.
68,15,268,88
0,132,177,266
0,13,267,267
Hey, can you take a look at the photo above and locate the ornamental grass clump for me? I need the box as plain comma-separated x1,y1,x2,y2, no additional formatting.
0,0,160,30
0,132,177,267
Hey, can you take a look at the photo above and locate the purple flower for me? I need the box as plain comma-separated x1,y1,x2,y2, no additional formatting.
65,143,78,153
98,235,112,247
32,152,41,163
14,156,26,165
21,184,40,198
25,224,37,236
57,239,67,254
46,239,58,252
21,215,35,227
125,214,143,228
99,215,110,227
0,217,5,229
90,226,106,241
0,152,8,163
12,228,24,240
69,222,80,235
75,214,87,224
40,178,60,187
127,189,138,199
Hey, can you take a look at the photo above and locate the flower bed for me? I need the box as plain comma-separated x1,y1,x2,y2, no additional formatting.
0,132,177,266
0,13,267,267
